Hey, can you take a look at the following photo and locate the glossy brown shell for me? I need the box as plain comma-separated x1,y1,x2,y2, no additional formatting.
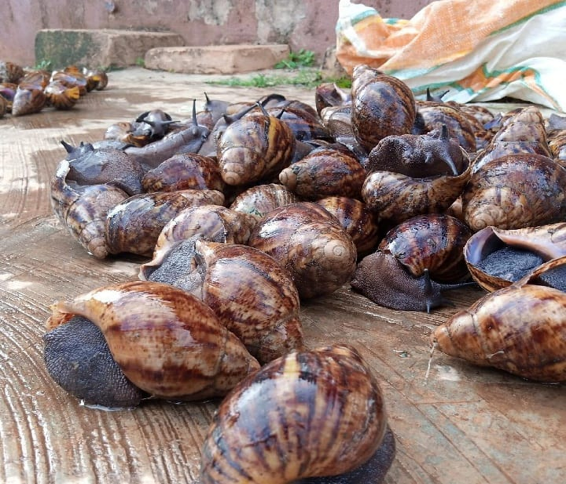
217,112,296,186
105,189,225,257
464,223,566,292
279,147,365,200
317,196,379,256
417,103,477,153
462,154,566,231
247,202,357,299
139,205,257,277
0,61,25,84
362,162,471,224
141,153,224,193
379,214,472,283
200,344,387,483
50,159,129,259
229,183,300,221
11,84,46,116
0,95,6,118
47,281,260,400
44,81,81,110
351,65,416,152
433,283,566,382
183,240,304,364
266,105,333,142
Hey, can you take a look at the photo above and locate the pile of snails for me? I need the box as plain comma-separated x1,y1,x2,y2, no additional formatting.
43,62,566,481
0,60,108,117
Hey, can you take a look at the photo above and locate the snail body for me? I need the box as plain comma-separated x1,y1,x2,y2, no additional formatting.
47,281,260,400
200,344,389,483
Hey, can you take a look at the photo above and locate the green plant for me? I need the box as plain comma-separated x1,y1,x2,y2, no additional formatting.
34,59,52,71
135,57,146,68
207,71,352,90
275,49,316,69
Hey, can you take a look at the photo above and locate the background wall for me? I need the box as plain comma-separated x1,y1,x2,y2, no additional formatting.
2,0,434,67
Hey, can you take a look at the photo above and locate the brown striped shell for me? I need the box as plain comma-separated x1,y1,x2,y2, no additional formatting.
361,161,471,224
141,153,224,193
46,281,260,400
0,61,25,84
200,344,388,483
266,105,333,142
462,154,566,231
0,95,6,118
229,183,300,221
247,202,357,299
433,283,566,382
50,159,129,259
105,189,225,257
464,223,566,292
150,239,304,364
316,196,379,257
139,205,257,278
217,111,296,186
351,65,416,152
44,81,81,110
379,214,472,283
279,147,366,200
11,84,46,116
51,70,88,96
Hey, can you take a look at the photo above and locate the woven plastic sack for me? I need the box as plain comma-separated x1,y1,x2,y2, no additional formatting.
336,0,566,112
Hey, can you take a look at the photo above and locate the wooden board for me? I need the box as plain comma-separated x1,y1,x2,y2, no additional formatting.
0,68,564,484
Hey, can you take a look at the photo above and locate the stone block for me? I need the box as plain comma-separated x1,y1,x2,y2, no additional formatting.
144,44,290,75
35,29,185,69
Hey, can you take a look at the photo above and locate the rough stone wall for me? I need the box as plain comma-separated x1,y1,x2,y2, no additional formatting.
2,0,434,67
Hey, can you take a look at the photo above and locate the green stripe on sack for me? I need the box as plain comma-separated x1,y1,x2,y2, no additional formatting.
489,1,566,36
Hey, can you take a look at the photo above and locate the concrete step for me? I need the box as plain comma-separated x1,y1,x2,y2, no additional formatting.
35,29,185,69
144,44,290,75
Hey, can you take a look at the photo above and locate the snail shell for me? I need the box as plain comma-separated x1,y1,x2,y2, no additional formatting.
150,239,304,364
50,159,129,259
316,196,379,257
266,105,333,142
11,84,46,116
105,189,225,257
47,281,260,400
362,161,471,224
200,344,388,483
229,183,300,222
464,223,566,292
351,65,416,152
0,95,6,118
139,205,257,278
83,68,108,91
462,153,566,231
0,61,25,84
141,153,224,193
44,81,81,110
51,70,88,96
247,202,357,299
279,147,366,200
217,111,296,186
379,214,472,283
433,283,566,382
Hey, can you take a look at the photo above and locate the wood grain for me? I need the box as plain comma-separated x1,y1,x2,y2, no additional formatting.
0,68,564,484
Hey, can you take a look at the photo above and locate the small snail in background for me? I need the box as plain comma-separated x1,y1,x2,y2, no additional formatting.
200,344,394,484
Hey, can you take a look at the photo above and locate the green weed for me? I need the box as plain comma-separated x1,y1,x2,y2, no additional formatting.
274,49,316,69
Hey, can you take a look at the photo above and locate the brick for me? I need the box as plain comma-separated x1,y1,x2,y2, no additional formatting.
144,44,290,75
35,29,185,69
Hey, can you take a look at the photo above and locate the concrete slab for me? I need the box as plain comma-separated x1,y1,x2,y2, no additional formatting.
35,29,185,69
144,44,290,75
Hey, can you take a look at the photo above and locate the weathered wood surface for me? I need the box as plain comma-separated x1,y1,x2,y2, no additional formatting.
0,68,564,484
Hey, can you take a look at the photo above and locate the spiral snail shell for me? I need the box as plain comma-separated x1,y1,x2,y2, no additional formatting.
46,281,260,400
351,65,416,152
200,344,389,483
248,202,357,299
